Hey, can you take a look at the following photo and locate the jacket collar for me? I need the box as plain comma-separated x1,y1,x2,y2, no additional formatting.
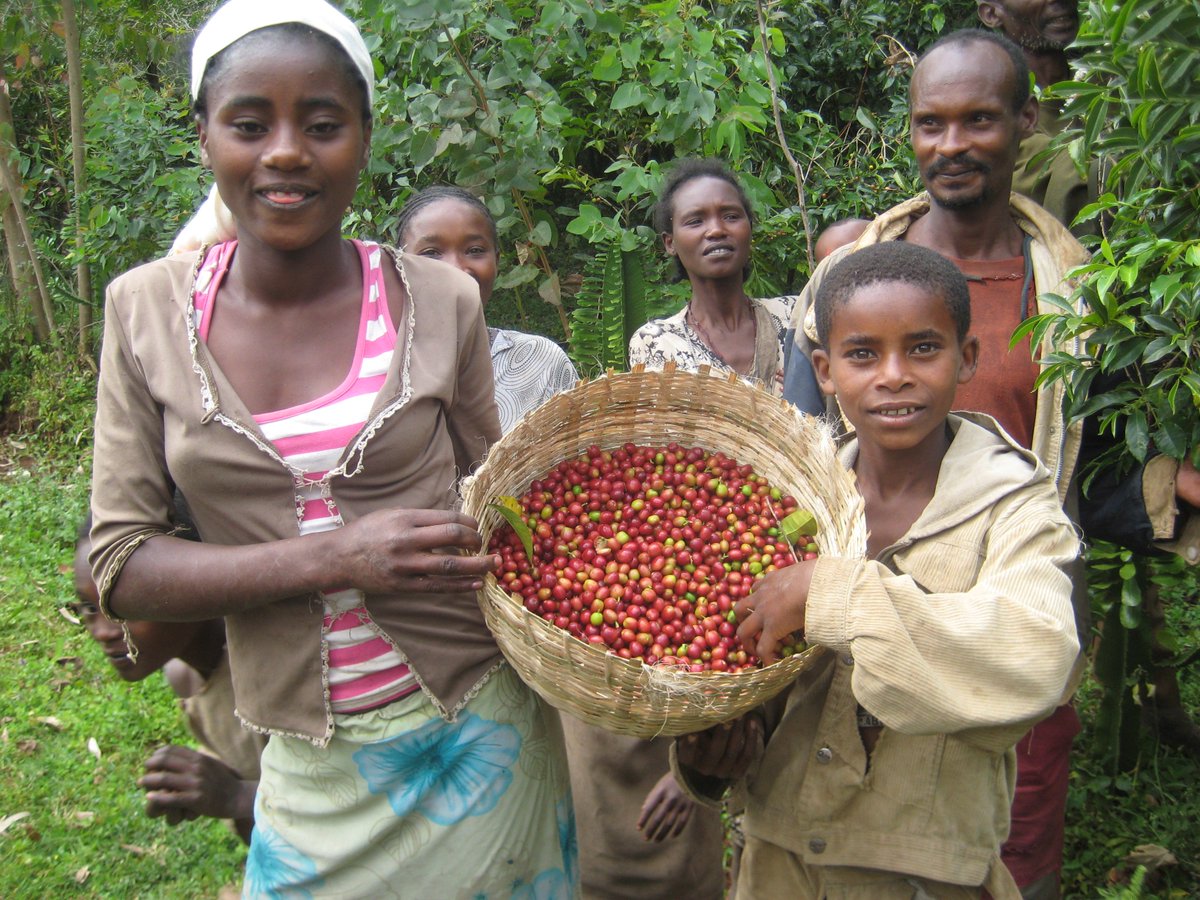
182,241,418,483
838,412,1054,547
852,192,1089,274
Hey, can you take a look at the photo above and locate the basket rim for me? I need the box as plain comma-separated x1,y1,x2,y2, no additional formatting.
460,368,866,735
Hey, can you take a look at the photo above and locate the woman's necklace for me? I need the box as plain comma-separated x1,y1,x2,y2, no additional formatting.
686,299,757,375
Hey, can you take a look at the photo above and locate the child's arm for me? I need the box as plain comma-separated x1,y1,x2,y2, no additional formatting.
803,489,1079,748
445,276,502,476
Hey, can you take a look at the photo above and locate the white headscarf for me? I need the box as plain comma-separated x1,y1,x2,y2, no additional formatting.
190,0,374,103
173,0,373,254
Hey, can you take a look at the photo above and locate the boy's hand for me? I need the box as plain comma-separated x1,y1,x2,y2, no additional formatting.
676,716,763,781
735,560,817,666
636,773,693,842
138,745,251,823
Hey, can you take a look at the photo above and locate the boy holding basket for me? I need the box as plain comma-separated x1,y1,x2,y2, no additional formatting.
675,241,1080,899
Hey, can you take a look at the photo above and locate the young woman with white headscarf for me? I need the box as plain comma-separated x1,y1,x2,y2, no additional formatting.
88,1,577,894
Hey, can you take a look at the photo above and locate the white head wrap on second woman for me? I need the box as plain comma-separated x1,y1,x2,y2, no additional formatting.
172,0,374,255
190,0,374,103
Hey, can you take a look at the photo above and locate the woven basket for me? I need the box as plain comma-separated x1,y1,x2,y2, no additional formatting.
461,365,866,738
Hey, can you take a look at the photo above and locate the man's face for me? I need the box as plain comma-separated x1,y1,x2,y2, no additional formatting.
979,0,1081,52
909,42,1037,212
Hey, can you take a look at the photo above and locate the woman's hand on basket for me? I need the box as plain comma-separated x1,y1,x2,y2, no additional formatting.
734,560,817,666
676,715,763,782
636,772,694,842
335,508,500,594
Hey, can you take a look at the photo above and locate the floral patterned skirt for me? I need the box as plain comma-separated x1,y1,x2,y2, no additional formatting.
244,665,578,898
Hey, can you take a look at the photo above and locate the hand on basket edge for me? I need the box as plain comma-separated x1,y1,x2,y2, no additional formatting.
334,508,500,594
734,559,816,666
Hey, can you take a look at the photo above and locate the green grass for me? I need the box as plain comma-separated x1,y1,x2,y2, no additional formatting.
1065,683,1200,898
0,463,245,899
1063,579,1200,899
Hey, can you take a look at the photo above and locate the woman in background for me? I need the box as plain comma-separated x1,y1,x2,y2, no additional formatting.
397,186,579,433
629,158,795,396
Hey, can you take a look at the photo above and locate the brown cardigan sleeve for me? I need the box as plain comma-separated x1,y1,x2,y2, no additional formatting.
89,258,196,618
449,283,502,476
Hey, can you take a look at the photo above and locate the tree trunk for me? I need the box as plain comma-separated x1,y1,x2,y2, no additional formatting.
62,0,93,354
2,196,37,341
0,71,56,342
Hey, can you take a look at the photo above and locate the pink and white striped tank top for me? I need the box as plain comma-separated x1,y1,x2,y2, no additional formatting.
193,239,418,714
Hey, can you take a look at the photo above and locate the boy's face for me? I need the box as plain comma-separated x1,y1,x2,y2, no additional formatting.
812,280,978,454
72,542,199,683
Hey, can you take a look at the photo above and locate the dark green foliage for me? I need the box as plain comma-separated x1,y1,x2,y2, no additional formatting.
0,340,95,455
3,0,969,347
1,0,210,344
341,0,963,337
567,235,682,376
1020,0,1200,475
80,76,206,289
1090,546,1153,772
1006,0,1200,781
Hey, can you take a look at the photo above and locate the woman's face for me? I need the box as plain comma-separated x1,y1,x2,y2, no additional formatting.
663,176,752,284
402,199,500,305
196,33,371,255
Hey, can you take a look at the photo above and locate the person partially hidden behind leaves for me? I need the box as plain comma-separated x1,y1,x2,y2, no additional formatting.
71,515,264,844
976,0,1097,238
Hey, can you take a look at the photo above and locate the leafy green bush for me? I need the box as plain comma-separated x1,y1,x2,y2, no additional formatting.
1023,0,1200,475
1,0,205,344
5,0,973,348
1011,0,1200,779
79,76,206,296
341,0,964,342
0,341,95,459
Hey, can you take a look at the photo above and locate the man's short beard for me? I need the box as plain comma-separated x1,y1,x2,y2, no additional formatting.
930,187,991,211
1015,32,1072,52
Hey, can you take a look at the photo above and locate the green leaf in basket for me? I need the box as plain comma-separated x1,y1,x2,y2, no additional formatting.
488,498,534,565
493,494,524,517
779,508,819,544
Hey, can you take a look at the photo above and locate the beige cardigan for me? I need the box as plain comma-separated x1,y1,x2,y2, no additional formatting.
90,247,504,744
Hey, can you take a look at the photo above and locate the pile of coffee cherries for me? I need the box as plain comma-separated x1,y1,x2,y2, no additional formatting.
489,442,818,673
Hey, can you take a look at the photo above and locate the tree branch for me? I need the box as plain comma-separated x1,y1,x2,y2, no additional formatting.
754,0,814,271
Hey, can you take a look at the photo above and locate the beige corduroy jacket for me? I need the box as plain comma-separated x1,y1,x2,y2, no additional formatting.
675,414,1080,896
